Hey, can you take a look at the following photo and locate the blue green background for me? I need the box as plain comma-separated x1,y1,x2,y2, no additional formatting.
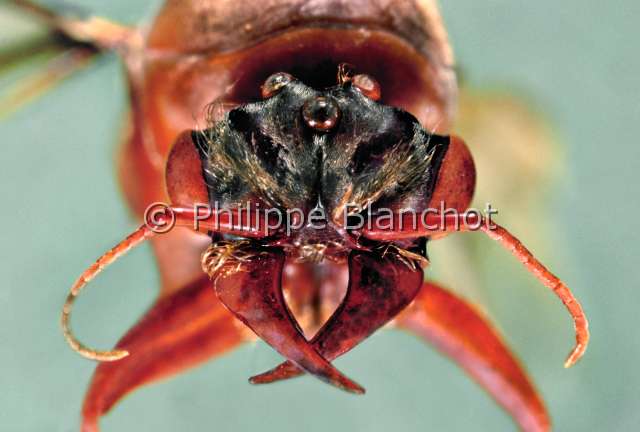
1,1,638,430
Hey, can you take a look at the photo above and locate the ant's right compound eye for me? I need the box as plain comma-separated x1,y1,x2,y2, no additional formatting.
261,72,294,98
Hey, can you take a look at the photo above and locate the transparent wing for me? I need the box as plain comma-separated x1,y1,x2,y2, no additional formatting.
432,86,563,303
0,1,138,118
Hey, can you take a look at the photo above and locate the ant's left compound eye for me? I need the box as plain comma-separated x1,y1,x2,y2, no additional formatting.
261,72,294,98
302,96,340,132
352,74,381,101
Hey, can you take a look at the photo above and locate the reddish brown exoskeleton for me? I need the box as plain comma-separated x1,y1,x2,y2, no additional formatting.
6,1,588,431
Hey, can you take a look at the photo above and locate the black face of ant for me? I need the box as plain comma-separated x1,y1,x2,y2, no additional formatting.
193,69,449,258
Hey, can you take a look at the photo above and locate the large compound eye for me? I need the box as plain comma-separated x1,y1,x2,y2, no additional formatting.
302,96,340,131
428,135,476,215
352,74,381,101
261,72,294,98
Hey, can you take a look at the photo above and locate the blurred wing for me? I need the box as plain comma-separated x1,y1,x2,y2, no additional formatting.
0,2,100,117
0,1,139,118
432,86,563,301
456,87,561,213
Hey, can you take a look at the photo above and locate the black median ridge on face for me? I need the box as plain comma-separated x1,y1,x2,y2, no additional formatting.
193,74,449,229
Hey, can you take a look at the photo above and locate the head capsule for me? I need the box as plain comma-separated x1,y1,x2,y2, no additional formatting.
165,68,475,245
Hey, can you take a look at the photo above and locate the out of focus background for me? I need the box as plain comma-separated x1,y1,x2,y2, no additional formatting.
1,1,638,431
